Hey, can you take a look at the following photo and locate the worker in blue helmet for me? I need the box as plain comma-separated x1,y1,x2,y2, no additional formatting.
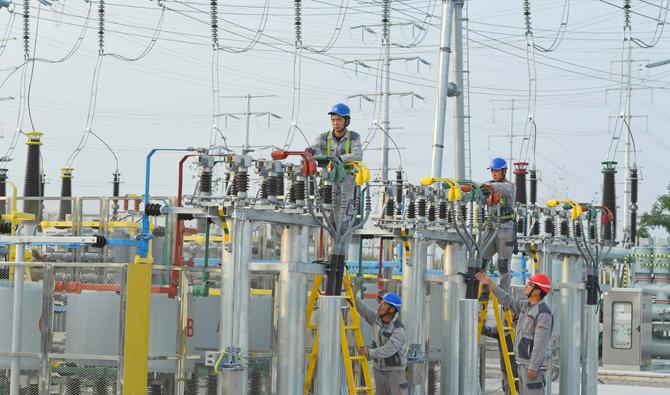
355,290,408,394
310,103,364,221
481,157,517,291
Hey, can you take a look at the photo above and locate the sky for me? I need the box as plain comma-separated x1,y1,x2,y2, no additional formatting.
0,0,669,238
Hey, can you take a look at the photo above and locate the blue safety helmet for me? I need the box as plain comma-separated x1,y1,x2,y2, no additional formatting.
382,292,402,312
488,157,508,171
328,103,351,118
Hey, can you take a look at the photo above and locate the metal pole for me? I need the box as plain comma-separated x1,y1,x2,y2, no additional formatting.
174,266,189,395
380,0,391,184
245,93,251,153
622,6,632,243
430,0,455,178
458,298,480,395
452,0,466,181
581,304,598,395
9,243,26,395
39,263,55,395
317,296,342,395
402,234,428,393
441,242,466,395
559,255,581,395
276,225,308,394
218,214,253,393
509,99,515,166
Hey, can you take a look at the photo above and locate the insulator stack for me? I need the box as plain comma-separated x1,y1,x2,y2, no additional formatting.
560,219,569,237
365,193,372,212
0,168,6,215
276,173,285,196
23,132,42,217
427,205,436,222
385,198,395,216
395,170,403,215
260,178,269,199
530,220,540,236
544,218,554,237
601,161,617,243
293,180,306,202
407,201,416,219
575,222,582,238
59,167,74,221
112,171,120,214
200,170,213,194
630,167,638,243
529,168,537,205
589,224,597,240
234,171,249,195
439,201,447,220
514,162,528,204
446,206,454,224
267,176,278,197
23,0,29,58
321,184,333,205
417,199,427,217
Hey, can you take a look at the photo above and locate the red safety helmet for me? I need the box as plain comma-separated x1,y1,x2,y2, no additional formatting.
527,273,552,293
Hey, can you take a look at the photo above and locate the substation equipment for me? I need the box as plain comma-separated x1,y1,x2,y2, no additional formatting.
0,139,668,395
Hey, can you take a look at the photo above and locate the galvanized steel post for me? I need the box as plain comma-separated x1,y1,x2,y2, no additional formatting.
559,255,581,395
218,214,253,393
441,242,466,395
276,225,308,394
458,298,480,395
402,233,428,393
317,295,342,394
9,243,25,395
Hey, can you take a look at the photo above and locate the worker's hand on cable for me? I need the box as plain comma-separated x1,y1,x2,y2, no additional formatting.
358,346,369,357
474,272,495,289
527,369,538,380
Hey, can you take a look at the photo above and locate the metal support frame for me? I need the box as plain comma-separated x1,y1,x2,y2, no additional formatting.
39,263,55,395
9,243,25,395
403,232,428,392
174,265,189,394
317,295,342,395
559,255,582,395
218,213,253,393
441,242,466,395
458,298,480,395
275,224,309,394
581,303,599,395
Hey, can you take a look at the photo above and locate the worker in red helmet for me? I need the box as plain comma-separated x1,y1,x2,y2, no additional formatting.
475,272,554,395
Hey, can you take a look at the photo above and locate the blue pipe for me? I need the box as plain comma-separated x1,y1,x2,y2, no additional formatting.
141,148,193,258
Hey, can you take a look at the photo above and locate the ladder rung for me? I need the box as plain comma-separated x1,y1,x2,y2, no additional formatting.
307,324,317,329
344,325,358,330
350,356,367,361
355,387,372,391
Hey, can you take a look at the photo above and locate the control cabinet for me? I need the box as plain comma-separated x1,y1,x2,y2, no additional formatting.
602,288,652,370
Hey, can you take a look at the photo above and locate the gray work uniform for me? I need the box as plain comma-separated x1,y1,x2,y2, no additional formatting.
311,129,363,223
355,296,409,395
481,180,516,290
492,287,554,395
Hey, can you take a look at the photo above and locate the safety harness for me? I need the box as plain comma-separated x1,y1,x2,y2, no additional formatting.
326,130,351,157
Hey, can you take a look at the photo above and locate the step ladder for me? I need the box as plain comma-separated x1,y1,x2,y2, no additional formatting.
477,283,519,395
305,273,374,395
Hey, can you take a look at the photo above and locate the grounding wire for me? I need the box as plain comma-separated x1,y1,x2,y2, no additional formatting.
629,0,669,48
523,0,570,53
302,0,348,54
102,1,166,62
172,0,269,54
88,129,119,172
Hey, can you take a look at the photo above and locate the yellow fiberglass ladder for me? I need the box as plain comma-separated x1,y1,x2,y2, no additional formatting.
477,282,519,395
304,273,374,395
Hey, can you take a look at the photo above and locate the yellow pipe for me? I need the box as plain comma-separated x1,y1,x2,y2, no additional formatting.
123,254,153,391
546,199,583,220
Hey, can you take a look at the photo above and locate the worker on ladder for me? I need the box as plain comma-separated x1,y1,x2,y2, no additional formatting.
481,157,517,291
355,291,409,395
310,103,363,220
475,272,554,395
